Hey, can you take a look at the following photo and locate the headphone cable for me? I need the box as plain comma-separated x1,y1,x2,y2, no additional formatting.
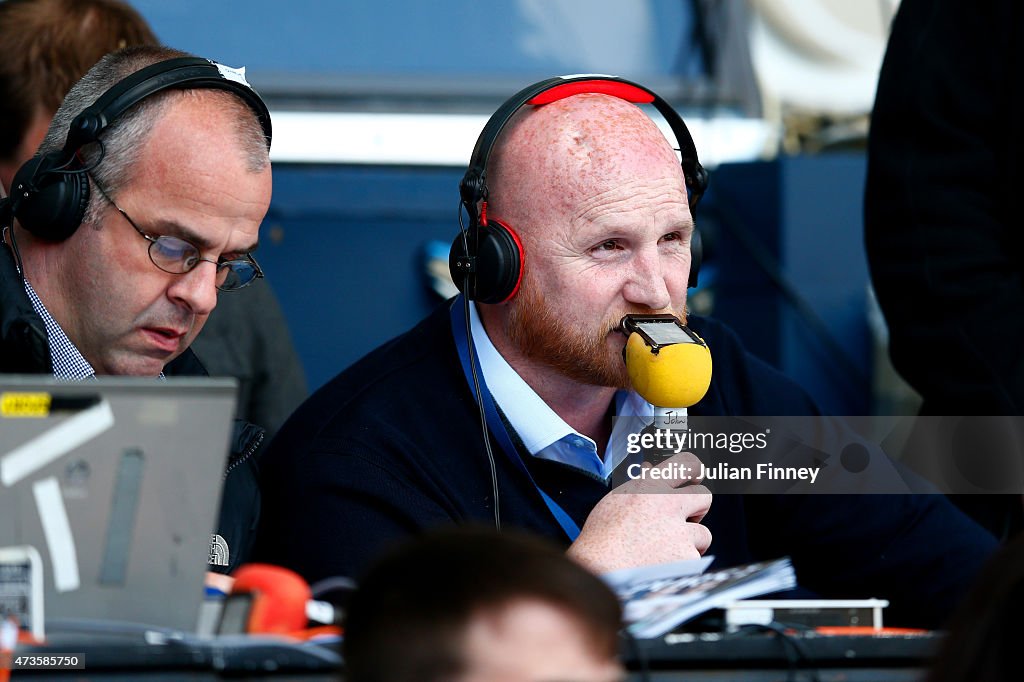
46,139,106,176
458,203,501,531
2,225,25,277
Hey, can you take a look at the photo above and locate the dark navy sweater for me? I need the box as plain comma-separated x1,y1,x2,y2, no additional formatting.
254,302,996,627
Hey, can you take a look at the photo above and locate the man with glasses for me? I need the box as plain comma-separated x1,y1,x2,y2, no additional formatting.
0,46,273,577
90,176,264,304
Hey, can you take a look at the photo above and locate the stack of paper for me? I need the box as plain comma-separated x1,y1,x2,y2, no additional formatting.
604,557,797,639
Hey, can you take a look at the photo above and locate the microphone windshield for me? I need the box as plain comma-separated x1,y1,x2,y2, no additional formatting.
621,315,712,408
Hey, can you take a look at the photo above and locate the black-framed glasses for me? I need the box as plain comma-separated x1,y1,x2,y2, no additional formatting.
89,175,264,292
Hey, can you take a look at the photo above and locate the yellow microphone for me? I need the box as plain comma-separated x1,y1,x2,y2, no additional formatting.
620,315,712,425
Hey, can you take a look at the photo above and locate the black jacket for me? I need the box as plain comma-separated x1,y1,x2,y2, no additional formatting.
255,301,996,628
0,241,263,574
864,0,1024,538
865,0,1024,414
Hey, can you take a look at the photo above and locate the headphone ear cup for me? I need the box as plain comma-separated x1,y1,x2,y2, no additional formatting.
449,219,524,304
10,154,90,242
688,228,702,289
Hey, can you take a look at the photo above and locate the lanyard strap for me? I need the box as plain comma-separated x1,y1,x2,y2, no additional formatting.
450,298,581,541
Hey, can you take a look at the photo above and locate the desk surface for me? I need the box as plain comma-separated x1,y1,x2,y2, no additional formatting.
10,627,938,680
630,630,936,681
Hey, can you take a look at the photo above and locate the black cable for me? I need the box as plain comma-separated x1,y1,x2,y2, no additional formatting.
308,576,358,599
3,225,26,276
1,171,24,275
49,139,107,176
457,202,501,531
738,622,822,682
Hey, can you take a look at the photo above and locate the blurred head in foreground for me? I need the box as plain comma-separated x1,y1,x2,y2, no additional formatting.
343,526,625,682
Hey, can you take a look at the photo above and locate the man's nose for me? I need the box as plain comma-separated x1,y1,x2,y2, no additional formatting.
623,247,672,311
167,261,219,317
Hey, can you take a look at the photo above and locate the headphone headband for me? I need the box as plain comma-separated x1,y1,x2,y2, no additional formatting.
65,56,272,157
460,74,707,217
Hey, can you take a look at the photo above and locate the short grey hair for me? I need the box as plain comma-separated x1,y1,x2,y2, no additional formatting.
39,45,269,225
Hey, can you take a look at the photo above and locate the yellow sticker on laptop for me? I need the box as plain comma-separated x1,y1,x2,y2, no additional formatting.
1,392,52,417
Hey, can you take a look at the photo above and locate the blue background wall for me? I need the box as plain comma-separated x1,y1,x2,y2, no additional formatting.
260,157,872,414
257,165,464,385
130,0,703,84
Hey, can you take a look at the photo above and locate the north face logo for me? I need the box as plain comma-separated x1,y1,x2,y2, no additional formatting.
209,534,229,567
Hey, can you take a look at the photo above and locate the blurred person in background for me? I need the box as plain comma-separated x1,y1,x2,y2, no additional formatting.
865,0,1024,539
0,0,157,194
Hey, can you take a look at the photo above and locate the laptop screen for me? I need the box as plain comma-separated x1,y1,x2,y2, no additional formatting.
0,376,237,636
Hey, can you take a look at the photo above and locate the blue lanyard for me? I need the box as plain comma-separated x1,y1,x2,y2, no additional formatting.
449,297,582,542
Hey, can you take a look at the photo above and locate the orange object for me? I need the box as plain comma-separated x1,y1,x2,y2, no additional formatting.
814,626,930,636
230,563,312,635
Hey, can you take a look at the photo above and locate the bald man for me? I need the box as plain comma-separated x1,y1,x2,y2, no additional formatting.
255,82,995,628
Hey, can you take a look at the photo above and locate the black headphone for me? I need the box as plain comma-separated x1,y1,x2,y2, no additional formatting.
7,57,272,242
450,75,708,304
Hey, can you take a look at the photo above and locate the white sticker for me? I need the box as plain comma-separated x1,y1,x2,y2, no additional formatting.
1,400,114,487
559,73,615,80
215,63,251,88
33,477,80,592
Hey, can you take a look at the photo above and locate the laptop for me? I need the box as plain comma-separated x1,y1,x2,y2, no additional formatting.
0,376,237,636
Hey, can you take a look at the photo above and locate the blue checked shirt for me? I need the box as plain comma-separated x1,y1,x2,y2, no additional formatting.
24,279,96,380
23,279,167,380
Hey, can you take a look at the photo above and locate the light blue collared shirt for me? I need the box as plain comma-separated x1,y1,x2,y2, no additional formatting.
469,303,654,480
